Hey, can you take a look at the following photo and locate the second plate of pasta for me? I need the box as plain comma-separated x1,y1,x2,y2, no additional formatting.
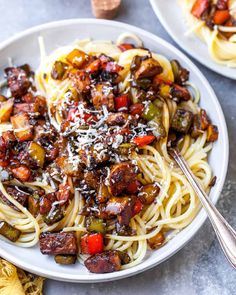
150,0,236,79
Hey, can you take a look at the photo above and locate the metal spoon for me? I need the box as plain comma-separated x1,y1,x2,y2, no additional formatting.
168,147,236,269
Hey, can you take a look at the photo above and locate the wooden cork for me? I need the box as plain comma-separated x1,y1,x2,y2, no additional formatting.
91,0,121,19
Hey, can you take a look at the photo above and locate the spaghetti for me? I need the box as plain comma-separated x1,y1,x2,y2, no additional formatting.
0,33,218,273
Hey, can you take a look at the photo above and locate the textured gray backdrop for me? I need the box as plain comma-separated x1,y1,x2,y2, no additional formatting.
0,1,235,294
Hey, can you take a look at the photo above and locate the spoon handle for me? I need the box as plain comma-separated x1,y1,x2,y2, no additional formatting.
169,148,236,269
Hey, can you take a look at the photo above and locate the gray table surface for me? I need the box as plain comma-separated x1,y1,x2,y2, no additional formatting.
0,0,235,294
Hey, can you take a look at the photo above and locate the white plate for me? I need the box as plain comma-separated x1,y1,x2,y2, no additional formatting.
0,19,229,282
150,0,236,80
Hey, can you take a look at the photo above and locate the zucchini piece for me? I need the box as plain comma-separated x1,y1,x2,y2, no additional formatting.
142,102,160,121
54,254,77,265
135,78,151,90
117,251,131,265
43,204,64,225
51,61,68,80
0,220,21,242
86,216,106,234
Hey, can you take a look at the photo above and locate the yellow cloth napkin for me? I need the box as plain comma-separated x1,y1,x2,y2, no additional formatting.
0,258,44,295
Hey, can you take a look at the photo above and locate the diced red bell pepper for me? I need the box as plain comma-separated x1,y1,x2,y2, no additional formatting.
213,10,230,25
83,113,98,124
118,43,135,52
56,183,71,206
80,233,104,255
129,103,144,116
114,94,131,112
191,0,209,18
127,180,142,194
132,135,156,147
132,198,143,217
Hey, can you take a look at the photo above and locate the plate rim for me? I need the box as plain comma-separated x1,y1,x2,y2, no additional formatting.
0,18,229,283
149,0,236,80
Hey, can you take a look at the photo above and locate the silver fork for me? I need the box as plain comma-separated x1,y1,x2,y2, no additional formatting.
168,147,236,269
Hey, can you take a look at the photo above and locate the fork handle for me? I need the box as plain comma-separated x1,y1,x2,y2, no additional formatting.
170,148,236,269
